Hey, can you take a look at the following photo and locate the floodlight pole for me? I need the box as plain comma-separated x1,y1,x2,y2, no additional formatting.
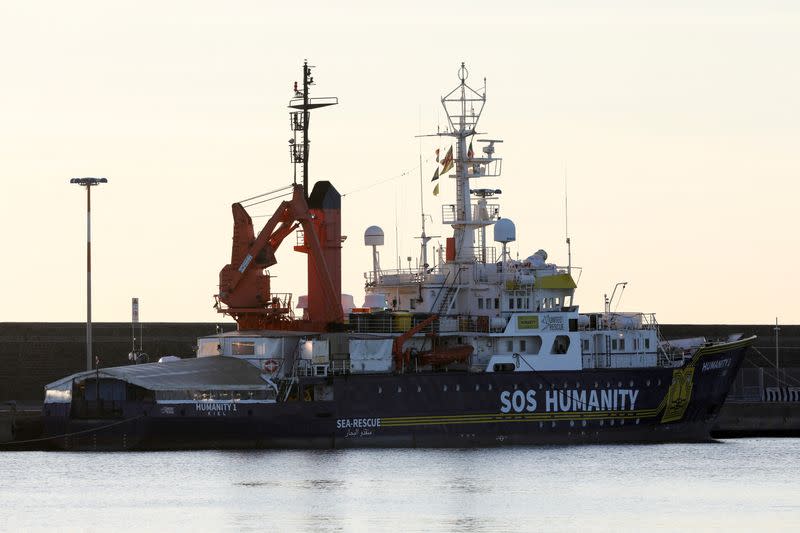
70,177,108,371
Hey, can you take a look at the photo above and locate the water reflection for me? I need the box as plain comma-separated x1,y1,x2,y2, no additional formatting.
1,440,799,531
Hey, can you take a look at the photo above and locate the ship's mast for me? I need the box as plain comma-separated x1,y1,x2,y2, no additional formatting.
288,60,338,199
435,63,502,264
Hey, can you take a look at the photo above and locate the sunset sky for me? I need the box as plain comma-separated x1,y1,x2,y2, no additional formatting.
1,1,797,324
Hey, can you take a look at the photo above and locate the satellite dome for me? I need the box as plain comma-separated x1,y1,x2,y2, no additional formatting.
493,218,516,243
364,225,385,246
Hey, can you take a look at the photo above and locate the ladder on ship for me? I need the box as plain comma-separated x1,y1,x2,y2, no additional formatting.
436,286,459,315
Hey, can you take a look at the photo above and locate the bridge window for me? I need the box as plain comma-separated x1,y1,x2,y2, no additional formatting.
478,299,484,309
619,339,626,351
231,341,255,356
509,298,515,309
552,335,570,354
645,338,651,349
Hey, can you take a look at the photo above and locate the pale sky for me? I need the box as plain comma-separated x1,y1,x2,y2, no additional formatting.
1,1,798,325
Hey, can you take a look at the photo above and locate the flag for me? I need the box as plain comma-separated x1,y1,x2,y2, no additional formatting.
468,141,474,159
440,146,454,174
433,183,439,196
435,148,440,163
431,167,439,182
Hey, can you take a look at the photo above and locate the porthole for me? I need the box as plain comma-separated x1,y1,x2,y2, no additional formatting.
600,420,604,427
617,381,622,387
610,419,615,426
620,419,625,426
539,421,543,428
551,421,556,428
582,420,587,427
569,420,575,427
443,385,447,392
629,380,634,387
378,386,382,394
606,381,611,388
417,386,422,393
635,418,640,425
594,382,599,388
456,384,460,392
488,384,492,391
397,386,402,393
646,380,651,387
475,384,480,391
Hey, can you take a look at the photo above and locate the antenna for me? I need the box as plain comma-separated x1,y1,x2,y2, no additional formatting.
565,162,572,276
288,60,338,199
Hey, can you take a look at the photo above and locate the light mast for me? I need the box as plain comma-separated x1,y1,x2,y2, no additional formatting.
434,63,503,266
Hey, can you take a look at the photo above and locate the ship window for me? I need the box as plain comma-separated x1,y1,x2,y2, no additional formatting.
506,340,513,352
552,335,570,354
530,336,542,354
582,339,589,352
231,341,255,356
493,363,515,372
410,299,417,310
478,299,484,309
633,339,639,350
525,298,530,309
516,298,522,309
611,339,618,350
619,339,625,351
519,339,527,352
509,298,514,309
494,298,499,309
645,338,651,349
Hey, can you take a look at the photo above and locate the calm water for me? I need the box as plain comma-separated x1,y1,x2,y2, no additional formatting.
2,439,799,532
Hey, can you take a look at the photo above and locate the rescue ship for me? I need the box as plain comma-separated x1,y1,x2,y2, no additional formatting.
42,63,754,450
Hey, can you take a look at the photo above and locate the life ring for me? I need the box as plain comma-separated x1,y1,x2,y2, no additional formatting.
263,359,280,374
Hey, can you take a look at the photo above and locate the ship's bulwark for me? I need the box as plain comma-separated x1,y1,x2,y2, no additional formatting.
42,339,751,450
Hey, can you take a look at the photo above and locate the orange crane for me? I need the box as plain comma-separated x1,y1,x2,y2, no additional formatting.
392,315,473,370
216,182,343,331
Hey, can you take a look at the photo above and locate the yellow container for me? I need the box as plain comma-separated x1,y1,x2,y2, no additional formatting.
392,312,412,332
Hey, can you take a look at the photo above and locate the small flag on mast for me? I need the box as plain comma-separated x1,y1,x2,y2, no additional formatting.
440,146,454,174
435,148,440,163
433,183,440,196
467,141,474,159
431,167,439,182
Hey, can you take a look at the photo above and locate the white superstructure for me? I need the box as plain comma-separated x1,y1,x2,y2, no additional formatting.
356,63,674,374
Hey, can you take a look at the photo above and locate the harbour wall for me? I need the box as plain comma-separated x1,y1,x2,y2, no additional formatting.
0,322,797,402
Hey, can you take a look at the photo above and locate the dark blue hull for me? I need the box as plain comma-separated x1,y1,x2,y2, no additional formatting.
42,338,752,450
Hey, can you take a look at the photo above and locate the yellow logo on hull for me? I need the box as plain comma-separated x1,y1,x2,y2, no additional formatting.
661,367,695,423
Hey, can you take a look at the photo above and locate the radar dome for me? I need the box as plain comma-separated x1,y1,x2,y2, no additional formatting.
364,225,385,246
493,218,516,243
